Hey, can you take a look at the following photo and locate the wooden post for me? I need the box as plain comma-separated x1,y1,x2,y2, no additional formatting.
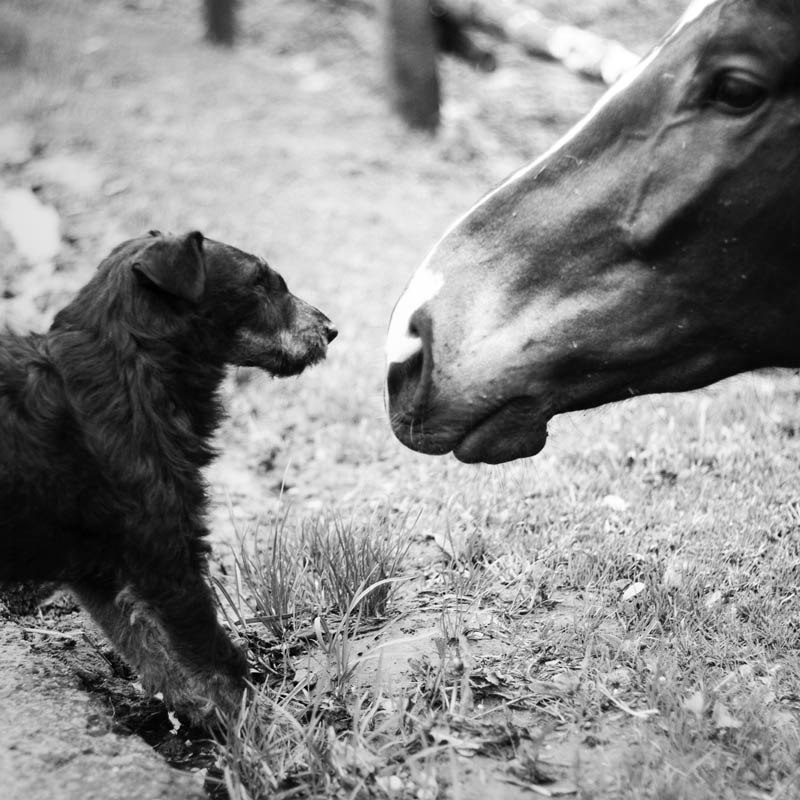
381,0,440,132
204,0,236,46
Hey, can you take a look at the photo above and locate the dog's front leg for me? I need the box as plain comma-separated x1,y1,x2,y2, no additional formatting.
140,569,249,720
71,576,198,707
71,574,247,725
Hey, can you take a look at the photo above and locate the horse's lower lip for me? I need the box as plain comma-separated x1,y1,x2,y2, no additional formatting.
452,398,549,464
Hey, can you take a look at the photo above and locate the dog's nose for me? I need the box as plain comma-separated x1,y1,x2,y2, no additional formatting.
325,323,338,343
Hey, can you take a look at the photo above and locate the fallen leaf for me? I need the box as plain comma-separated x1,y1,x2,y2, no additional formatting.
429,724,481,753
292,667,315,687
552,671,581,693
376,774,405,795
504,776,578,797
662,560,686,589
712,700,742,730
621,582,646,602
596,682,659,719
683,690,705,717
329,737,380,776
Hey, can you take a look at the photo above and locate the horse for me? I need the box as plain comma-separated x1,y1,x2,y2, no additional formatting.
386,0,800,464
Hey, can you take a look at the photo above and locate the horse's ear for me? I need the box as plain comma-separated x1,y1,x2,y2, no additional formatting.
133,231,206,303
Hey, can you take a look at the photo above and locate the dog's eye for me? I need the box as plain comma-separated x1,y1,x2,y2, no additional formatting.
252,264,269,287
260,271,287,293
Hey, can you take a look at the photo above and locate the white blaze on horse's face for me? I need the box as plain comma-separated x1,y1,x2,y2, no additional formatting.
387,0,800,465
386,260,443,365
676,0,723,31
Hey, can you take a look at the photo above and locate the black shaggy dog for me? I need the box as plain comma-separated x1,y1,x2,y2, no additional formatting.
0,230,336,722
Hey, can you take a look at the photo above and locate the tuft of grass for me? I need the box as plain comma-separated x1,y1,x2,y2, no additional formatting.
222,506,412,641
228,511,314,642
214,505,419,798
302,510,413,618
214,680,333,800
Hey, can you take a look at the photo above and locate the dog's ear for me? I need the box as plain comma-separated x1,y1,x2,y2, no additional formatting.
133,231,206,303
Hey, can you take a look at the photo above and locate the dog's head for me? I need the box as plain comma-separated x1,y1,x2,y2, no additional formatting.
61,231,336,377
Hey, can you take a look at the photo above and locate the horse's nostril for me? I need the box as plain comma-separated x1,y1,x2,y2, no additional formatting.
387,350,422,401
325,324,338,343
387,351,428,424
407,308,431,347
387,307,434,415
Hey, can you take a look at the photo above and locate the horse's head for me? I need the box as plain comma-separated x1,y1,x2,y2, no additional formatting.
387,0,800,464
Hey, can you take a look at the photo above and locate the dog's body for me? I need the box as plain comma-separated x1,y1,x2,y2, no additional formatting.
0,231,336,721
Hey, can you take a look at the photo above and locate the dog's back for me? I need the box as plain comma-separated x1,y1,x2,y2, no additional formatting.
0,330,105,580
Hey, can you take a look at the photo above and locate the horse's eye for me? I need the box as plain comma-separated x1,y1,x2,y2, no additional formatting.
710,71,768,114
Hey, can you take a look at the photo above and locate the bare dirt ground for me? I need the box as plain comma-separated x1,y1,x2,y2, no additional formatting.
3,1,799,799
0,607,206,799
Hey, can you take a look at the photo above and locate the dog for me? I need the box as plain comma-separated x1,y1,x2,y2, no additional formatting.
0,230,336,722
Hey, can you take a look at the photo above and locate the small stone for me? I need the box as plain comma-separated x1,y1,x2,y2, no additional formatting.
0,187,61,265
0,122,34,166
601,494,629,512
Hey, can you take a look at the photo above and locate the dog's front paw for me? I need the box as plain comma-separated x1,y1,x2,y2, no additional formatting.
163,672,247,729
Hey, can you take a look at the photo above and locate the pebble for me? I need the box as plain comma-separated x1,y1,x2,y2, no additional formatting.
0,187,61,265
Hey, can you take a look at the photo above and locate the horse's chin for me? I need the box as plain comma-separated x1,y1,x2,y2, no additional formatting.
452,398,549,464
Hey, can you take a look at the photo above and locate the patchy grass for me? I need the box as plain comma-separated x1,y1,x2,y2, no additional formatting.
2,1,799,798
213,387,800,798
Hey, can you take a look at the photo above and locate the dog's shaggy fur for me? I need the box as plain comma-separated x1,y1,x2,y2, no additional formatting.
0,231,336,721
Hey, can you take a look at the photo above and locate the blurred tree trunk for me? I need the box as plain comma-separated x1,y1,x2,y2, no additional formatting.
381,0,440,132
204,0,236,46
0,12,28,66
433,0,638,84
